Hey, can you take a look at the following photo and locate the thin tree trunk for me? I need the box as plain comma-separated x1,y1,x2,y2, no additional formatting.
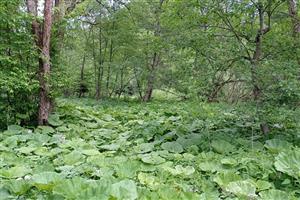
250,4,270,100
143,52,159,101
119,66,124,98
79,54,86,98
101,39,108,97
143,0,164,102
91,28,98,98
106,21,115,95
96,26,102,100
133,64,143,100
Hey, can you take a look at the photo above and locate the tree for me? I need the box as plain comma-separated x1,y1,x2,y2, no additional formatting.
288,0,300,36
26,0,53,125
143,0,165,102
0,0,39,129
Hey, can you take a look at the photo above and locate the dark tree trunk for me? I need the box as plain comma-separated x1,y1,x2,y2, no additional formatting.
79,54,86,98
26,0,53,125
143,52,159,102
38,0,53,125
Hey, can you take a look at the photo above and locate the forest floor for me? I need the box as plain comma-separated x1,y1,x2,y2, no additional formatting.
0,98,300,199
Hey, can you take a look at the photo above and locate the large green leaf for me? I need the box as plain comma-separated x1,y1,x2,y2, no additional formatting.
225,180,257,198
274,149,300,178
63,150,86,165
100,144,120,151
0,187,13,200
16,146,37,155
81,149,100,156
199,161,220,172
31,172,63,190
138,172,159,189
135,143,155,154
163,165,195,176
259,189,288,200
54,178,111,200
5,179,31,195
213,172,241,188
211,140,235,154
48,114,64,127
255,180,272,191
36,126,55,134
140,153,166,165
111,179,138,200
78,182,111,200
264,139,291,154
199,191,220,200
53,177,89,199
0,166,32,178
161,142,183,153
115,160,141,178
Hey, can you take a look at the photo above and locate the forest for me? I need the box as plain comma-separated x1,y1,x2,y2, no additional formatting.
1,0,300,199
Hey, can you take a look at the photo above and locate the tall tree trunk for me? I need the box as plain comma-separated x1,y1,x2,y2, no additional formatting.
95,26,102,100
79,53,86,98
96,24,108,100
26,0,53,125
143,0,164,102
106,20,115,95
92,28,98,98
143,52,159,101
133,63,143,100
38,0,53,125
250,3,270,100
119,66,124,98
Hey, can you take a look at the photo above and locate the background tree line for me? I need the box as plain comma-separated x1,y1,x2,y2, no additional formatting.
0,0,299,129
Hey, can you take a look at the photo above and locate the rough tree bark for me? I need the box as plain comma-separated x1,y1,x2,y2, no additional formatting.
288,0,300,36
26,0,53,125
39,0,53,125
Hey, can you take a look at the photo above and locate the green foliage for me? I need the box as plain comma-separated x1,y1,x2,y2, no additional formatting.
0,99,300,199
57,0,300,104
0,0,39,129
274,149,300,179
225,180,257,199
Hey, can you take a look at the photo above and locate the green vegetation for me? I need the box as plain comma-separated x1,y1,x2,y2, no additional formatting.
1,0,300,199
1,99,300,199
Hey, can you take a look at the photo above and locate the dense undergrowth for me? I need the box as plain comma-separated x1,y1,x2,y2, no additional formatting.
1,98,300,199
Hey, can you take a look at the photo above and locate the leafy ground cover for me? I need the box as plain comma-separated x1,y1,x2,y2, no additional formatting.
1,98,300,199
